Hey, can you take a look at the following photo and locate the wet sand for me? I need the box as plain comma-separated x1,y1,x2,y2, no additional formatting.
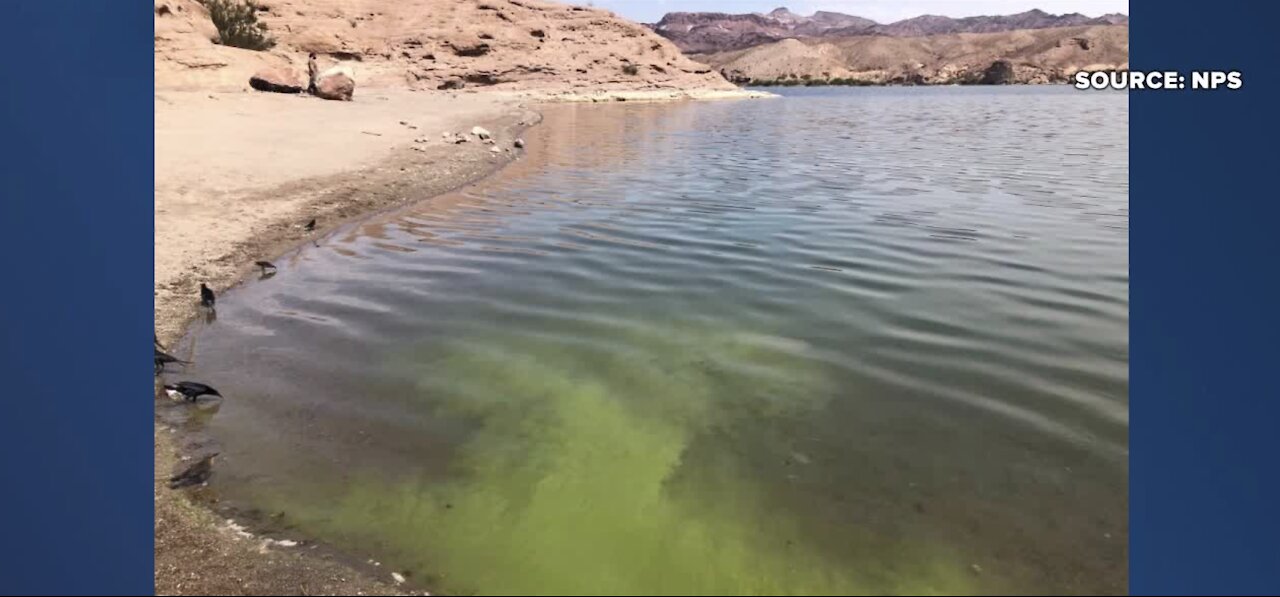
154,88,537,595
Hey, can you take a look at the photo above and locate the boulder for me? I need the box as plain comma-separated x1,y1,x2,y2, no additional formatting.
249,68,303,93
315,72,355,101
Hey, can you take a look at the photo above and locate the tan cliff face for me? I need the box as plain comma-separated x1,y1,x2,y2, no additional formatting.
154,0,737,93
700,25,1130,85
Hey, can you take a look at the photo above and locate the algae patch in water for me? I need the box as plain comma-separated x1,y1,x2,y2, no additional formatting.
269,326,972,595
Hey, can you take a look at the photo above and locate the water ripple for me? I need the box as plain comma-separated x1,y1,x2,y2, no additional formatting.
187,87,1128,595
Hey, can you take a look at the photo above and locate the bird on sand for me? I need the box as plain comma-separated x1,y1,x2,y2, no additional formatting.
168,453,218,489
303,218,316,232
164,381,222,402
155,348,189,375
254,260,277,274
200,283,216,309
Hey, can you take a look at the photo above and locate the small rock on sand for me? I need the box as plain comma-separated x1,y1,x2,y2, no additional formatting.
489,146,502,154
471,126,492,140
392,572,406,584
514,138,525,148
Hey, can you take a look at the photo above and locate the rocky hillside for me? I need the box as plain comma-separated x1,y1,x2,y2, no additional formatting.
703,25,1129,86
653,7,1128,54
155,0,737,93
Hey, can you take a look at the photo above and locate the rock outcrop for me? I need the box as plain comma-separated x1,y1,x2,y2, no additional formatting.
977,60,1015,85
155,0,738,95
652,7,1129,54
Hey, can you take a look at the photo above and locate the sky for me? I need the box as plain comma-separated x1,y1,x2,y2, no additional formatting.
584,1,1129,24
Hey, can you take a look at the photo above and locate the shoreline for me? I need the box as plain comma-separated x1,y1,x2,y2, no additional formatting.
155,88,539,596
154,86,764,595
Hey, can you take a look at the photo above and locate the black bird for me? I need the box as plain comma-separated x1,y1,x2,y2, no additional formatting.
304,218,316,232
155,348,189,375
200,283,216,309
168,453,218,489
254,260,277,274
164,381,222,402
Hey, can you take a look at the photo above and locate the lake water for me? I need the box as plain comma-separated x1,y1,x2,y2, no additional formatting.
170,87,1128,595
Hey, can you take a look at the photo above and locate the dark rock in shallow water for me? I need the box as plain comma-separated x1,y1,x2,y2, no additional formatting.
169,453,217,489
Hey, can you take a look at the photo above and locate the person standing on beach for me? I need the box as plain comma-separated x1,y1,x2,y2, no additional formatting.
307,52,319,95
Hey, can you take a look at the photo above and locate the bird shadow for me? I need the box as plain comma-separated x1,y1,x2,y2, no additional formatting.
203,307,217,325
258,271,277,281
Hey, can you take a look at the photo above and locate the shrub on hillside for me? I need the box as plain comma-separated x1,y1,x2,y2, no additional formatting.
202,0,275,51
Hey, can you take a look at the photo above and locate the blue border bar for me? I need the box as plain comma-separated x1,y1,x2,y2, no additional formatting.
0,3,154,594
1131,2,1280,595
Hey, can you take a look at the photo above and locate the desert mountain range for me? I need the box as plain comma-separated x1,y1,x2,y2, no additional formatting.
155,0,737,94
702,24,1129,85
654,7,1129,54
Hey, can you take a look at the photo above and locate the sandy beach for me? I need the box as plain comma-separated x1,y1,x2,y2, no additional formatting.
154,88,541,595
